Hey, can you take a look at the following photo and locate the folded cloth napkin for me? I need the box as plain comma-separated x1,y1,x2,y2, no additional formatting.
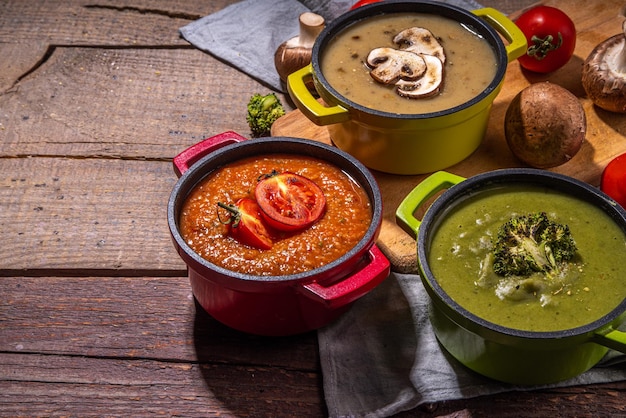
319,272,626,417
179,0,482,92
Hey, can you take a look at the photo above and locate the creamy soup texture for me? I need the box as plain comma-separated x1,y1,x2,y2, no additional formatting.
428,185,626,332
321,13,498,114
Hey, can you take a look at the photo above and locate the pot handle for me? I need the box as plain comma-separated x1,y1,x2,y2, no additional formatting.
593,326,626,353
472,7,527,62
287,64,351,126
395,171,466,239
299,245,390,309
172,131,247,177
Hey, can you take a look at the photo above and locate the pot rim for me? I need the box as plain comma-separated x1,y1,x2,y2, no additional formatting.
311,0,508,120
167,136,383,284
418,168,626,340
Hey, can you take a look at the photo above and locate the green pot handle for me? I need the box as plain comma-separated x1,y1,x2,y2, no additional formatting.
395,171,466,239
593,325,626,353
287,64,350,126
472,7,528,63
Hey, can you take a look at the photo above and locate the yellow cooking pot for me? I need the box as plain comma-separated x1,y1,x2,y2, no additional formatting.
288,2,526,175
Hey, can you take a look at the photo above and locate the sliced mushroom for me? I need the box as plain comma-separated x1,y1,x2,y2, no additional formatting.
393,27,446,64
581,20,626,113
366,47,427,84
396,54,444,98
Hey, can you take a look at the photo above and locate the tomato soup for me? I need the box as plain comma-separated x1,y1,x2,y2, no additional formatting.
179,154,372,276
321,13,497,114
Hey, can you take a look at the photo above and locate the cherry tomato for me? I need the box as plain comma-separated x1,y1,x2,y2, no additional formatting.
515,6,576,73
255,171,326,232
217,198,273,250
350,0,382,9
601,152,626,209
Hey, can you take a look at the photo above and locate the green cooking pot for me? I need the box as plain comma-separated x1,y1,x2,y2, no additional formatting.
396,169,626,385
287,1,526,175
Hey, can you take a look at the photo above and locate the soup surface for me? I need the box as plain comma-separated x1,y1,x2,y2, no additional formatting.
428,185,626,332
179,154,372,276
321,13,497,114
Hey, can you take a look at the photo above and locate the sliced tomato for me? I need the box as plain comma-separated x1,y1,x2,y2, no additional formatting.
217,198,273,250
255,171,326,232
601,153,626,209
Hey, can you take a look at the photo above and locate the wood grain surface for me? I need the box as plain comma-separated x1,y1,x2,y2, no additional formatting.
2,0,625,416
272,0,626,272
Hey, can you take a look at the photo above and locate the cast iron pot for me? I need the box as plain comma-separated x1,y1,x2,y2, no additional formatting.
287,1,527,175
396,169,626,385
168,131,390,336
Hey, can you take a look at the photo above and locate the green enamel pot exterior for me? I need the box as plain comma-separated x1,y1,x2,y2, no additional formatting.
396,169,626,385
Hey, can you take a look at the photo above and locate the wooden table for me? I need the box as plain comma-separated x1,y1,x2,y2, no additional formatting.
1,1,624,416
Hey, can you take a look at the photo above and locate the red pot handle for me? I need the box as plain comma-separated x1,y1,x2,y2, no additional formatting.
172,131,248,177
300,245,390,309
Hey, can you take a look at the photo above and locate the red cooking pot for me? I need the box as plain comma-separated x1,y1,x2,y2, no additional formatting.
168,131,390,336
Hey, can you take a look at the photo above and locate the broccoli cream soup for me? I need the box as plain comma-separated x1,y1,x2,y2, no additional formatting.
428,185,626,332
321,13,497,114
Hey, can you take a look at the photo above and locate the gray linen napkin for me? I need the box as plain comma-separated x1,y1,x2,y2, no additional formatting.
319,273,626,417
179,0,482,92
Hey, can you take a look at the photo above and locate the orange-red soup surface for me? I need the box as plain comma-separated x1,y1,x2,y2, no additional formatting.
179,154,372,276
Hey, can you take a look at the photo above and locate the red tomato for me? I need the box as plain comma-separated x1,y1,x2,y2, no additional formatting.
515,6,576,73
601,153,626,209
255,171,326,232
218,198,273,250
350,0,382,9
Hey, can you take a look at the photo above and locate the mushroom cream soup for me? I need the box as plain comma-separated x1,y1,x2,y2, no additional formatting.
321,13,497,114
428,185,626,332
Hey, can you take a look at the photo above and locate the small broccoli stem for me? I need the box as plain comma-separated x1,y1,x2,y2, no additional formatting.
520,237,551,272
261,95,278,111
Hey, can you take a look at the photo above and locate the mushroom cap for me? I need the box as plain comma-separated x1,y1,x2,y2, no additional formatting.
582,27,626,113
366,47,427,84
393,27,446,64
396,54,444,98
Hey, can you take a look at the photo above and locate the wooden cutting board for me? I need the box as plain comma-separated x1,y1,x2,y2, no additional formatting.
272,0,626,272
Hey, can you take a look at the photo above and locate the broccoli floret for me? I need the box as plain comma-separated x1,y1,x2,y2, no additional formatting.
246,93,285,137
492,212,577,277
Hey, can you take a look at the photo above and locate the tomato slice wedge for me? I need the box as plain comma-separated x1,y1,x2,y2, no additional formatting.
255,171,326,232
217,198,273,250
601,152,626,209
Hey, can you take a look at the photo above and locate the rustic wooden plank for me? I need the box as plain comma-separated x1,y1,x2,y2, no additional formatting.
0,353,326,417
0,46,277,160
0,276,319,369
2,349,625,417
0,0,216,46
0,157,184,271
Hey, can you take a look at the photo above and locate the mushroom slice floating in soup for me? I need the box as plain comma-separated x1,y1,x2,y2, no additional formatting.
396,54,444,98
366,47,427,84
366,26,446,99
393,27,446,64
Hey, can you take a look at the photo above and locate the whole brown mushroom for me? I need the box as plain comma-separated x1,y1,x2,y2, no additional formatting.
274,12,325,85
505,82,586,169
581,20,626,113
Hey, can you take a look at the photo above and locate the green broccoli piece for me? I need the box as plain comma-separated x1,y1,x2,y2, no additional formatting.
492,212,577,277
246,93,285,137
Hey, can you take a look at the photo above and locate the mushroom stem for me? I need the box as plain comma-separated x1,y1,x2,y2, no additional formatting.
608,20,626,75
297,12,325,48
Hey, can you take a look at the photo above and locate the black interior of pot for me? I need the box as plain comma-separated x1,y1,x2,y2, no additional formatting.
417,168,626,340
168,137,383,283
312,0,508,118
